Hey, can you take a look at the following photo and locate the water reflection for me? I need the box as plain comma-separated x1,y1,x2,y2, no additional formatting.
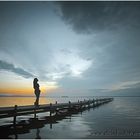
0,97,54,107
0,103,94,139
36,128,41,139
0,97,140,138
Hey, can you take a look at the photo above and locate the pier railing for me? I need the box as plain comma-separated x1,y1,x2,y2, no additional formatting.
0,98,113,125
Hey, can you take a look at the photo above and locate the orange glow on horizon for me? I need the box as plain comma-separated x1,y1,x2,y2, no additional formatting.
0,87,35,95
0,71,59,95
0,87,46,95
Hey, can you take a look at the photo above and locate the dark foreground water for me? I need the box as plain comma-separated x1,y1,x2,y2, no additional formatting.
0,96,140,138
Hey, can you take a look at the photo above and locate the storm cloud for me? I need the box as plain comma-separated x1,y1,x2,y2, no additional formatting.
58,1,140,33
0,60,34,78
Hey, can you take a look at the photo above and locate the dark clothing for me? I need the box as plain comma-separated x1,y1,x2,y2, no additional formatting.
33,80,40,106
34,83,40,97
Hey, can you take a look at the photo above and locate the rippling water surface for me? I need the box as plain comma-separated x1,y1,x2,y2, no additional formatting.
0,96,140,138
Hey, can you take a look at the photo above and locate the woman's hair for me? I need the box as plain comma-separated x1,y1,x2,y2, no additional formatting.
33,78,38,88
34,78,38,82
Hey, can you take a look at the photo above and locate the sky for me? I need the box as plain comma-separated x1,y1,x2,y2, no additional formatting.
0,1,140,96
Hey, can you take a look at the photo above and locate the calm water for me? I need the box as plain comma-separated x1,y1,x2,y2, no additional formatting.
0,96,140,138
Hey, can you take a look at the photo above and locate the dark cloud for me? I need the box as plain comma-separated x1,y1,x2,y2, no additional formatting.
58,1,140,33
0,60,34,78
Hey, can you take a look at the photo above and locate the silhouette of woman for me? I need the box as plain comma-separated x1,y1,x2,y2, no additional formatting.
33,78,41,106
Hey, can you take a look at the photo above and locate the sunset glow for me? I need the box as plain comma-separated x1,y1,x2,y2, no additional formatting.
0,85,59,95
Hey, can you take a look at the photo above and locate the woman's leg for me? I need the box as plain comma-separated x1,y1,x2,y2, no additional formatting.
36,91,40,105
34,90,38,105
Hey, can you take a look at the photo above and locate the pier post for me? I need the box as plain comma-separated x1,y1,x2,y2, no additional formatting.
92,99,94,107
50,103,52,117
34,103,37,118
55,101,58,115
69,101,71,111
50,123,52,129
84,99,86,108
49,103,53,129
94,99,97,106
79,101,82,115
98,99,101,105
96,99,98,106
88,100,90,108
13,105,17,126
78,100,80,109
80,101,82,109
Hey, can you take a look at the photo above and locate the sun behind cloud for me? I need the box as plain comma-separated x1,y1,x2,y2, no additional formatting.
0,71,59,95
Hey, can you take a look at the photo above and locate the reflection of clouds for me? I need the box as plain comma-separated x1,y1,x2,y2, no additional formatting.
108,97,140,120
68,116,91,138
38,114,91,138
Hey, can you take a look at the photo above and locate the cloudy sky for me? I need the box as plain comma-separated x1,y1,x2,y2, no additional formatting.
0,1,140,96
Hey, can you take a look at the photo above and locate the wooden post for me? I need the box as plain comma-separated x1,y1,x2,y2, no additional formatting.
84,99,86,108
55,101,58,115
102,99,104,103
98,99,100,105
88,100,90,108
78,100,80,109
13,105,17,126
80,101,82,109
96,99,98,105
69,101,71,111
49,103,53,129
50,123,52,129
101,99,103,104
34,102,37,118
50,103,52,117
92,99,94,107
95,99,97,106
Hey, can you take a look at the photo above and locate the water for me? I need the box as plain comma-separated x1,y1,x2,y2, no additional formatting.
0,96,140,138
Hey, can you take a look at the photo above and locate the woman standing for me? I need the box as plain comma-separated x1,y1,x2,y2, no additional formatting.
33,78,41,106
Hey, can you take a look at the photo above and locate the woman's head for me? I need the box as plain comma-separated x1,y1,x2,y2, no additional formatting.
34,78,38,82
33,78,39,88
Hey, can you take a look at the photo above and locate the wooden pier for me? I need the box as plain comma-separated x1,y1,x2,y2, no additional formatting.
0,98,113,125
